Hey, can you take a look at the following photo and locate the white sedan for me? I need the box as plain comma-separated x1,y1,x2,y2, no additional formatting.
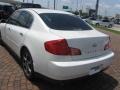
0,9,114,81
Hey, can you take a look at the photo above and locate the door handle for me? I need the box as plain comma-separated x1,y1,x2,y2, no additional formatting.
20,33,23,36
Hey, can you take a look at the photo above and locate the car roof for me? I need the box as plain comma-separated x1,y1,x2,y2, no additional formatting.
21,8,73,15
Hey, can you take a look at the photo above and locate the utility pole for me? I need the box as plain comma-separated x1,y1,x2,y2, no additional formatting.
47,0,50,8
32,0,34,3
76,0,78,11
54,0,56,10
23,0,25,2
95,0,99,18
80,0,84,11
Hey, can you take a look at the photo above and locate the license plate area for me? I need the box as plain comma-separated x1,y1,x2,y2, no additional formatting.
89,65,102,75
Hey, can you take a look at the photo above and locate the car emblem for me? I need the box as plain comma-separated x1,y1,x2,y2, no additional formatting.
92,43,97,47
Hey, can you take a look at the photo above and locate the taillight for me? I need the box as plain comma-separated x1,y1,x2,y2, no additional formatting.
104,37,111,50
104,42,110,50
44,39,81,56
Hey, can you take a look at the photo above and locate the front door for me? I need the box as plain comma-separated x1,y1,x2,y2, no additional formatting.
5,10,33,55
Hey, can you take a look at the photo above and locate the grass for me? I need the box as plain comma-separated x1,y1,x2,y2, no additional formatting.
92,25,120,35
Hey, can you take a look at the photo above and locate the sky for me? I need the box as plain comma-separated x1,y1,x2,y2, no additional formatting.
16,0,120,16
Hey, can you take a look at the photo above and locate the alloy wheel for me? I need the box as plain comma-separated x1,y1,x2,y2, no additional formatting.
22,50,34,79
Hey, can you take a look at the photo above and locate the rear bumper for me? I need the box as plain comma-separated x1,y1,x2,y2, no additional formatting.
47,52,114,80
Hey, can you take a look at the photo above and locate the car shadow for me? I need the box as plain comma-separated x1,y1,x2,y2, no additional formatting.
31,72,118,90
2,44,118,90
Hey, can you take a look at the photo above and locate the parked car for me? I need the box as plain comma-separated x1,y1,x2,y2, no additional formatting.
0,2,15,20
88,18,114,28
16,3,41,9
100,19,114,28
87,18,101,26
0,9,114,81
91,19,101,26
114,19,120,24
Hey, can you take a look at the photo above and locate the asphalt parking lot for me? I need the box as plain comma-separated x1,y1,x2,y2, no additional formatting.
0,29,119,90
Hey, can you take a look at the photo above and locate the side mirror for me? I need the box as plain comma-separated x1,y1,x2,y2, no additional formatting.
0,19,6,23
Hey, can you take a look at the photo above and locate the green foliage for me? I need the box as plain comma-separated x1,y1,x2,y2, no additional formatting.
93,25,120,35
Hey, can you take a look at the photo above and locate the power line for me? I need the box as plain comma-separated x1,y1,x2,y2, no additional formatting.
32,0,34,3
54,0,56,10
76,0,78,11
80,0,84,11
47,0,50,8
95,0,99,17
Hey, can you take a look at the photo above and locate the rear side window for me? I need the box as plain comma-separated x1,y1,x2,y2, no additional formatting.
39,13,92,30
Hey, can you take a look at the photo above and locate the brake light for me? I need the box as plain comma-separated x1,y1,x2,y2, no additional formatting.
104,42,110,50
104,36,111,50
44,39,81,56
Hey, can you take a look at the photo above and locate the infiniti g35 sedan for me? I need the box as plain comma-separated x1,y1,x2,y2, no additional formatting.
0,9,114,80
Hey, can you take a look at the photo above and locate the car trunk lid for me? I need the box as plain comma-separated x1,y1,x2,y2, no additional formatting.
50,29,109,60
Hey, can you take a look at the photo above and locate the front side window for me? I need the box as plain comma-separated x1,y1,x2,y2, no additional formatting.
17,11,33,28
7,11,33,28
39,13,92,30
7,11,20,25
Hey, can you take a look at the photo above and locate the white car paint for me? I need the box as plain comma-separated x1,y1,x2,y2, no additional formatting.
0,9,114,80
91,20,101,25
100,20,114,28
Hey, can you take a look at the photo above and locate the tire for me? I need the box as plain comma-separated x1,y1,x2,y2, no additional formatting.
108,24,112,28
21,49,34,80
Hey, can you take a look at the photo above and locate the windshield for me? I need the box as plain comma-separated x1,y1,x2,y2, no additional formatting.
39,13,93,30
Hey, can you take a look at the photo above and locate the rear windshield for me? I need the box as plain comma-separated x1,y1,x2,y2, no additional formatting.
39,13,92,30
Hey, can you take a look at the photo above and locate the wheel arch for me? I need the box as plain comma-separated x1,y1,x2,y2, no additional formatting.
20,45,35,79
20,46,29,58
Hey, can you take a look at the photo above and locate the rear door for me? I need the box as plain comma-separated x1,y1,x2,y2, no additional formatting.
5,11,33,55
